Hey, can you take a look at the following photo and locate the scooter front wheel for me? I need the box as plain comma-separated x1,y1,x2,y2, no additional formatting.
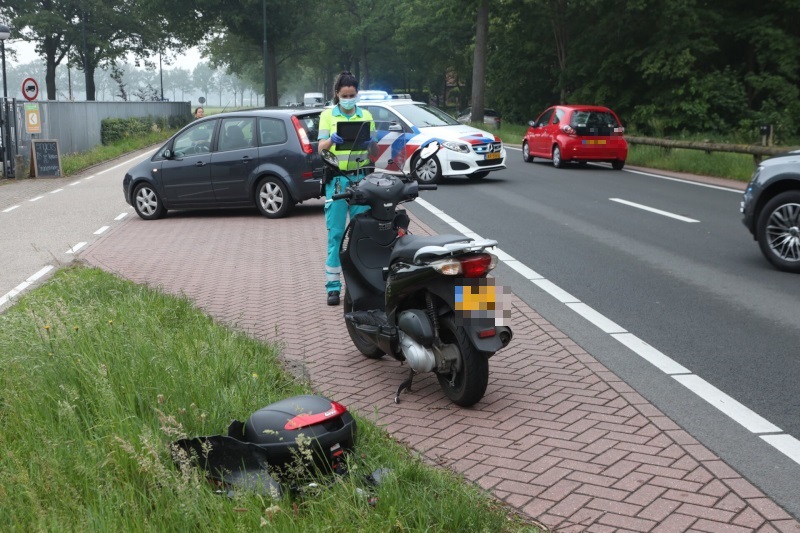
343,289,385,359
436,316,489,407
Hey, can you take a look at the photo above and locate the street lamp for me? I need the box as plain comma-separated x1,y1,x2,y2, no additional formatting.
0,24,11,179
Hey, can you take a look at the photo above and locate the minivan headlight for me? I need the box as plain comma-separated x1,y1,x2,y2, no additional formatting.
443,141,471,153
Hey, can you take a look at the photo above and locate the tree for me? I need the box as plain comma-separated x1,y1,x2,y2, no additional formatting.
470,0,489,123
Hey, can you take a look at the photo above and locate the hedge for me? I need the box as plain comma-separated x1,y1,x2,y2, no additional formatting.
101,115,190,145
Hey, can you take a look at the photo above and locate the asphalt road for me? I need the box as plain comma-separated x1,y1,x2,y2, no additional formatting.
405,150,800,517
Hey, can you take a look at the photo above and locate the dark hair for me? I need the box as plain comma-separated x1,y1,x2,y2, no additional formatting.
332,71,358,105
194,107,204,115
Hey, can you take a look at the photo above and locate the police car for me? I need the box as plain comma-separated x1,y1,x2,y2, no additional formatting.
355,91,506,184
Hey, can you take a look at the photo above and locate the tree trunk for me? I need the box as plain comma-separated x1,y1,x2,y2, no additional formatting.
470,0,489,123
268,39,278,106
84,62,97,101
549,0,569,103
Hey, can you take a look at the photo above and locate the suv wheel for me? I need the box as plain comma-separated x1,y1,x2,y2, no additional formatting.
756,191,800,273
413,154,442,184
255,176,294,219
133,183,166,220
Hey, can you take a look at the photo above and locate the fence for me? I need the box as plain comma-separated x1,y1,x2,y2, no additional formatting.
626,134,800,166
2,100,190,178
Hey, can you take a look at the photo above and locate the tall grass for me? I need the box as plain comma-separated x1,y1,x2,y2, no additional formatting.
0,266,539,532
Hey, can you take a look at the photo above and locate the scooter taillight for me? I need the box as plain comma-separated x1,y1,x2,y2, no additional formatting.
431,253,498,277
460,254,495,277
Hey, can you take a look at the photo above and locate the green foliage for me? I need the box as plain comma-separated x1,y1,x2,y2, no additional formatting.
101,115,189,145
0,267,539,532
62,127,179,176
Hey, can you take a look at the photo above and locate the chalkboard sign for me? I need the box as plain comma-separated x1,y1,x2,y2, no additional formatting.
30,139,63,178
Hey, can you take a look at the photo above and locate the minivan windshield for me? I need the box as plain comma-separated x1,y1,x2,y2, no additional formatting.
398,103,459,127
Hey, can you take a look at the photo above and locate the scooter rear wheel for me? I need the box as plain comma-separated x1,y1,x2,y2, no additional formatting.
436,315,489,407
343,289,385,359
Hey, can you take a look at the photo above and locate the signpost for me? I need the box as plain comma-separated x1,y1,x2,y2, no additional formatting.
24,103,41,134
22,78,39,101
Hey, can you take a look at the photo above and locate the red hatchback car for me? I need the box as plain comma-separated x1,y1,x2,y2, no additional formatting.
522,105,628,169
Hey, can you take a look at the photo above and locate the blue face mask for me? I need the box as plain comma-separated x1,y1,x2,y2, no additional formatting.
339,98,357,111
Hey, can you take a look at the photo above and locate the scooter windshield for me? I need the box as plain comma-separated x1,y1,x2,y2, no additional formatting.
370,125,409,174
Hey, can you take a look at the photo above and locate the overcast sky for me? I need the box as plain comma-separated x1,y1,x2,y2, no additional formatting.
7,39,205,71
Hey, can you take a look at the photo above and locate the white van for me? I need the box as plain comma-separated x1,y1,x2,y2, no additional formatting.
303,92,324,107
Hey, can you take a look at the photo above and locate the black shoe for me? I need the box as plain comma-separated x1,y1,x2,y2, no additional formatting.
327,291,340,306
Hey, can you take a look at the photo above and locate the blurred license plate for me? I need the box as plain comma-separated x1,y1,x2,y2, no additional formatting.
486,152,501,160
455,284,496,312
582,140,607,145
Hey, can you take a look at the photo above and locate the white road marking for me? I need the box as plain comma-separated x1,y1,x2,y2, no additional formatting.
610,198,700,223
84,175,96,180
3,205,20,212
29,196,44,202
413,195,800,466
567,303,626,333
0,266,53,307
115,212,128,221
94,226,110,235
51,188,64,194
96,152,154,175
611,333,690,375
761,435,800,465
673,374,782,434
70,181,81,186
66,242,87,254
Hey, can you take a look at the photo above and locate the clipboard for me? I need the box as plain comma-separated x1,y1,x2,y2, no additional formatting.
336,121,371,151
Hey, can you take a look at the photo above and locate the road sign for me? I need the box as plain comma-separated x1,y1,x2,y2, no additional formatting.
25,103,41,134
22,78,39,101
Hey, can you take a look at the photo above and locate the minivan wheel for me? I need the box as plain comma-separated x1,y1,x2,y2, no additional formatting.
612,159,625,170
133,183,166,220
552,145,565,168
522,141,533,163
756,191,800,273
255,176,294,219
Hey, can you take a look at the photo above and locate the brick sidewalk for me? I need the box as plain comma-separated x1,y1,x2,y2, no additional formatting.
82,202,798,532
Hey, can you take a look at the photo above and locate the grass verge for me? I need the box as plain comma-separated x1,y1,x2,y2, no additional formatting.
0,266,540,532
62,129,178,176
490,124,758,182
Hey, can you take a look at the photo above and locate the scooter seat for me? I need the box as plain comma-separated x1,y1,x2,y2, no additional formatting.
390,234,472,265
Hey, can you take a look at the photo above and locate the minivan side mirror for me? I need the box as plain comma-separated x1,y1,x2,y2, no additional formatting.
163,149,172,159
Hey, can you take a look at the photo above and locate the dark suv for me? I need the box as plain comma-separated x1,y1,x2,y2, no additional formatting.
123,108,323,220
741,150,800,272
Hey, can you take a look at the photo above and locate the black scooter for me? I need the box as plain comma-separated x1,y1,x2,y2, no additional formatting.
321,141,512,407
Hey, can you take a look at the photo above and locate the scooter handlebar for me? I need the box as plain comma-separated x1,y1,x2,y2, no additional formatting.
331,191,352,200
417,184,438,191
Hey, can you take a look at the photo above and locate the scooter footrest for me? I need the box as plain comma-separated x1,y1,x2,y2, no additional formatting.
345,310,388,328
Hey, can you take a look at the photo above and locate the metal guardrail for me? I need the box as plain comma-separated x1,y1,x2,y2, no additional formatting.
626,135,800,166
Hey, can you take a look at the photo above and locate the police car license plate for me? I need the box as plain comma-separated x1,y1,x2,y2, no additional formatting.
486,152,501,160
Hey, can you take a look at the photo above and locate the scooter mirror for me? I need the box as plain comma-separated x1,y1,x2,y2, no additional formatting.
320,149,339,168
419,141,440,160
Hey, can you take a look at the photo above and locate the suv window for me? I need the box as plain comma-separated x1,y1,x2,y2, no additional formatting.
365,106,407,131
293,113,320,141
259,118,288,146
218,117,255,152
172,120,217,157
395,103,459,127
